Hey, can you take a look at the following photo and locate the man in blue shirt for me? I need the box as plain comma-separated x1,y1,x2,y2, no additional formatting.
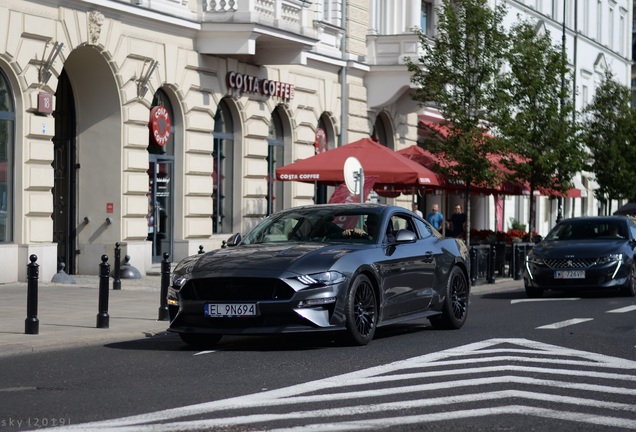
426,204,444,233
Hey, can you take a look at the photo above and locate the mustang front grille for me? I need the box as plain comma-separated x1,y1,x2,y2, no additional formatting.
544,258,597,269
180,277,295,301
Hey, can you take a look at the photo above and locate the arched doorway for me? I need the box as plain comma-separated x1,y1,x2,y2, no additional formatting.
147,89,175,263
52,69,77,273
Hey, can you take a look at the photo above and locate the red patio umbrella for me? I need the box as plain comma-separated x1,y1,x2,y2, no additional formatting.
276,138,444,189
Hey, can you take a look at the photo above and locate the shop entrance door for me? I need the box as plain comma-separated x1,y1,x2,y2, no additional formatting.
147,157,173,263
52,69,77,274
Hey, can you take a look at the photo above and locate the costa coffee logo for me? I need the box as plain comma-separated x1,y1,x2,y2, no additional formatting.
226,71,295,101
150,105,171,146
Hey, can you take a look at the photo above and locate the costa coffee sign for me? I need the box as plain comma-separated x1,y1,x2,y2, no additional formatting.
149,105,171,146
227,71,295,101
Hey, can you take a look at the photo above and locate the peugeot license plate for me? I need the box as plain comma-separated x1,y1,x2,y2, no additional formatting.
205,303,257,317
554,270,585,279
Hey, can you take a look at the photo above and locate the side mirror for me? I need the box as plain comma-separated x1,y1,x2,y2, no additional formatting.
226,233,242,247
395,229,417,244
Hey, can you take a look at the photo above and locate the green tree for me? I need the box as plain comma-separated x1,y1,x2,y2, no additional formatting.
582,70,636,207
407,0,509,245
494,20,584,234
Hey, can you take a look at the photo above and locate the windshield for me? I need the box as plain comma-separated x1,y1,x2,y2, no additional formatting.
243,208,383,245
545,219,627,241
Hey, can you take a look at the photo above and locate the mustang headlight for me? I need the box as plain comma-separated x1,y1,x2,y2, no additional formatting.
296,271,346,286
597,253,623,265
172,274,188,289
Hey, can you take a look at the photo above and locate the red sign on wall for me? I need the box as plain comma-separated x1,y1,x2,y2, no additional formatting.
37,92,54,114
106,203,114,214
149,106,171,146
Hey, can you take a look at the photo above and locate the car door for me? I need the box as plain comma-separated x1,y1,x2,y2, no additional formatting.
376,212,437,319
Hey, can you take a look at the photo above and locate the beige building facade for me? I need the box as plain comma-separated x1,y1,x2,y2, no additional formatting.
0,0,419,282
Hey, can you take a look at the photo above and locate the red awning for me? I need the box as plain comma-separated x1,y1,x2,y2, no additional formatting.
276,138,445,188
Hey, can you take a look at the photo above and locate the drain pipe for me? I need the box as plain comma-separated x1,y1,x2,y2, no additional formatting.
339,0,348,146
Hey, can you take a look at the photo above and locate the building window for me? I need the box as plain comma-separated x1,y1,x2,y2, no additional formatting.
213,99,234,234
322,0,341,25
421,1,433,36
0,69,14,243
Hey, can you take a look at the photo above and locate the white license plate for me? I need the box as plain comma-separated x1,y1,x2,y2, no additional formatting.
205,303,257,317
554,270,585,279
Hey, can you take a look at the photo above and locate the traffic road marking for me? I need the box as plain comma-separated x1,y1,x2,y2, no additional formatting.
536,318,594,329
607,305,636,313
511,298,580,304
40,339,636,432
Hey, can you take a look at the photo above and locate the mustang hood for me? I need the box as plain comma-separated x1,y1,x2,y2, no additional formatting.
191,243,360,276
533,240,627,258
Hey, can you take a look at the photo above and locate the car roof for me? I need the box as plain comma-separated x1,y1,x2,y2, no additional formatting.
559,216,631,223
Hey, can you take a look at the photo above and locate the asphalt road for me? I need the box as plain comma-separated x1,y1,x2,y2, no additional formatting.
1,285,634,432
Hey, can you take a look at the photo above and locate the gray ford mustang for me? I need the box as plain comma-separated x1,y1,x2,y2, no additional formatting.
167,203,470,347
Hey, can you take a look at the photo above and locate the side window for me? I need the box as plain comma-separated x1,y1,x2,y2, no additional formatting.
390,214,417,234
629,219,636,240
415,218,434,238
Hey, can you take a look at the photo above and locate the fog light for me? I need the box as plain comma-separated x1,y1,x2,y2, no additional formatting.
298,297,336,308
167,298,179,306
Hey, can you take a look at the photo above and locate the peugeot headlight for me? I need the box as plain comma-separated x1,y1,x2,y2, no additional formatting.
526,254,544,265
296,271,346,286
597,253,623,265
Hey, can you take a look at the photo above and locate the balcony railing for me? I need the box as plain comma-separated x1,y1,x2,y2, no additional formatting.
201,0,313,36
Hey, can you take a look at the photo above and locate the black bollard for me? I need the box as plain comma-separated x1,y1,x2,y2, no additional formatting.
113,242,121,290
198,245,205,254
469,247,477,286
158,252,170,321
96,255,110,328
25,254,39,335
487,244,496,284
514,246,524,280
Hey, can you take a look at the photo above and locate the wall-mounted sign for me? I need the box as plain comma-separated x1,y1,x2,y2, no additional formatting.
37,92,54,114
226,72,295,101
149,105,171,146
106,202,114,213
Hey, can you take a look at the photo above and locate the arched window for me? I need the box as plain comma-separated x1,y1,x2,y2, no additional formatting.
0,69,14,243
213,99,234,233
315,114,335,204
148,89,175,262
373,112,394,149
267,107,285,215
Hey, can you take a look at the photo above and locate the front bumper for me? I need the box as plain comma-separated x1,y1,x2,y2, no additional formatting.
167,277,348,335
524,259,628,291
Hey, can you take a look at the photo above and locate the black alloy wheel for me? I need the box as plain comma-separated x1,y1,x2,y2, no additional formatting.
344,274,377,346
429,266,469,330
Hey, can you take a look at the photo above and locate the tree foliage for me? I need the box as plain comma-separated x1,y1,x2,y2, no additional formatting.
493,21,584,233
406,0,509,245
582,71,636,204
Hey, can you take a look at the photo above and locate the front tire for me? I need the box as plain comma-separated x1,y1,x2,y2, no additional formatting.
619,262,636,297
429,266,469,330
179,333,222,348
343,274,377,346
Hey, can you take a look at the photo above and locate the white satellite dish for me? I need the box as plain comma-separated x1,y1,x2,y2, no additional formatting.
344,157,364,201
